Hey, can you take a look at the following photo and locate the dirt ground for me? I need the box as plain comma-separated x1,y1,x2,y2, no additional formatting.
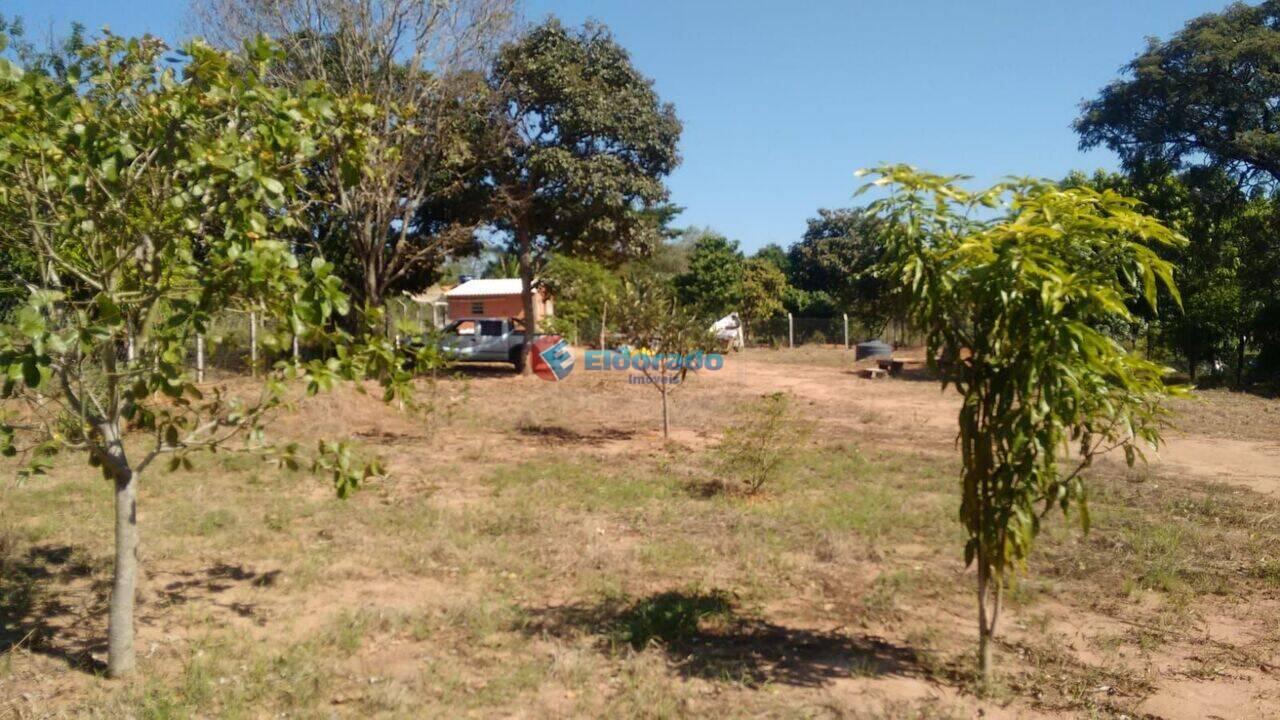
2,346,1278,718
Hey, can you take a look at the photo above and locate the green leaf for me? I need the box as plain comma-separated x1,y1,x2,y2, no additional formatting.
260,176,285,195
94,293,123,326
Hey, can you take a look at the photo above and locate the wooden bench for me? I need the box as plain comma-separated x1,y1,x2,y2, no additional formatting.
859,367,887,379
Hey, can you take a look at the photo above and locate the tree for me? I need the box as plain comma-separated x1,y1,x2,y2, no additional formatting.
738,258,787,337
192,0,514,317
788,208,893,330
481,246,520,278
0,16,86,308
0,14,88,80
674,231,743,319
541,254,621,345
1076,1,1280,186
0,33,400,678
634,233,696,279
752,242,790,276
1063,167,1280,383
863,165,1186,680
484,18,681,374
611,273,717,439
782,287,837,319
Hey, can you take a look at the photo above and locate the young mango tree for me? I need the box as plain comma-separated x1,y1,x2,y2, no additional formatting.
0,33,404,678
609,273,718,439
860,165,1187,679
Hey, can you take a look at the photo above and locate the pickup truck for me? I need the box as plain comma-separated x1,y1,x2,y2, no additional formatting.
434,317,532,372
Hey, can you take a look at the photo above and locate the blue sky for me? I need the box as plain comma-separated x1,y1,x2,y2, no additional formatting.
6,0,1232,251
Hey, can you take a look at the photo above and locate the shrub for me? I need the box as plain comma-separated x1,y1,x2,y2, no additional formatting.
713,392,813,495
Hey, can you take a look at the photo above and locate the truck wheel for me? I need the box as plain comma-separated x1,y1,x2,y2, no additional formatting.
510,346,525,373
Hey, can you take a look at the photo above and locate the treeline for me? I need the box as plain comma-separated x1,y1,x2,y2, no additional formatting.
1068,0,1280,383
546,0,1280,384
529,212,896,347
4,0,1278,386
0,1,682,375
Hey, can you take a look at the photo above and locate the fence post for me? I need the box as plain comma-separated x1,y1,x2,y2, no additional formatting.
599,304,607,349
195,334,205,383
249,311,258,378
291,332,299,362
843,313,849,350
126,332,136,365
787,313,794,349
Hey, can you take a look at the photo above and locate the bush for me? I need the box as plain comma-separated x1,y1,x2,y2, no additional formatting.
713,392,812,494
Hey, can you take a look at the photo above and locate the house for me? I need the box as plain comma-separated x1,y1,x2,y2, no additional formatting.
444,278,553,323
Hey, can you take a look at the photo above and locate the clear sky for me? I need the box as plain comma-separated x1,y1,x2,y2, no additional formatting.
5,0,1234,252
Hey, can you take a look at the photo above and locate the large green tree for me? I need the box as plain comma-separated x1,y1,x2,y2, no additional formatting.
1064,167,1280,382
674,230,744,320
1076,2,1280,379
752,242,791,277
192,0,513,316
1076,0,1280,184
738,258,787,336
540,254,621,345
0,33,401,678
864,165,1185,680
787,208,893,330
484,19,681,373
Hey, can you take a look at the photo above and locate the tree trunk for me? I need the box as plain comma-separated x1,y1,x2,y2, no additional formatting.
355,249,385,340
660,384,669,439
976,559,993,681
1236,334,1247,387
978,622,993,681
516,224,536,376
105,423,138,678
973,527,1004,684
599,304,606,350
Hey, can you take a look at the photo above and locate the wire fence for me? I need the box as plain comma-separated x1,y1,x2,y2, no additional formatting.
550,311,923,351
0,294,923,381
191,298,445,377
745,314,920,349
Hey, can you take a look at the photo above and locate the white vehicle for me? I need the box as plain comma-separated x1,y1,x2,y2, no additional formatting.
710,312,744,351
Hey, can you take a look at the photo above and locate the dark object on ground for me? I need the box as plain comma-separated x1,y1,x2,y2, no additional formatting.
877,359,905,376
855,340,893,361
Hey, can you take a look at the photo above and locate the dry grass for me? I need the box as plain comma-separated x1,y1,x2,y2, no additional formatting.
1,351,1278,718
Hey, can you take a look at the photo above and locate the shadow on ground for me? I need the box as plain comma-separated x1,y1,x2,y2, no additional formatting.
439,363,521,381
516,422,635,445
1,541,278,674
0,543,109,673
149,562,279,624
518,589,924,688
